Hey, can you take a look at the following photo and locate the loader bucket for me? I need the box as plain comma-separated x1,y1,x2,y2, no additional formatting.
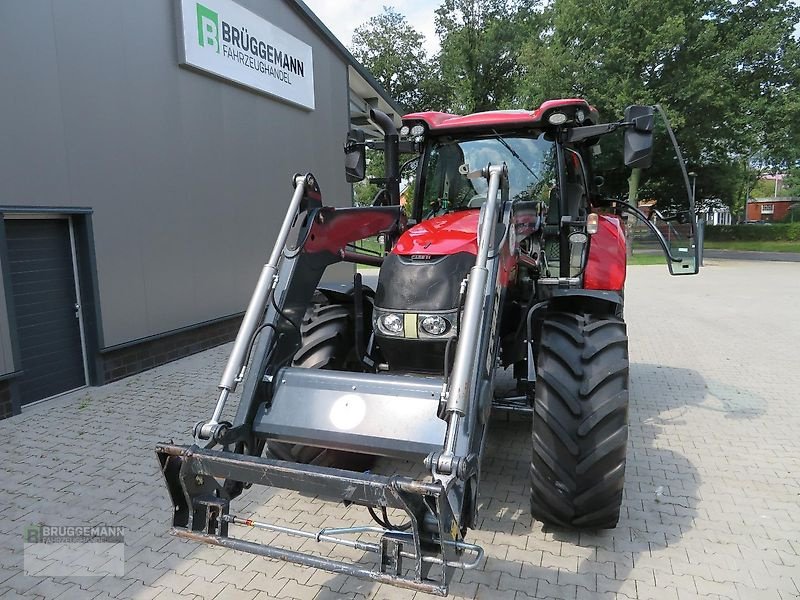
156,444,483,596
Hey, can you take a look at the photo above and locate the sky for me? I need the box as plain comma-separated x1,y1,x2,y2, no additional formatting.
302,0,440,55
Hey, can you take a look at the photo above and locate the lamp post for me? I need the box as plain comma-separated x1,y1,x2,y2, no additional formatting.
688,171,702,266
688,171,698,210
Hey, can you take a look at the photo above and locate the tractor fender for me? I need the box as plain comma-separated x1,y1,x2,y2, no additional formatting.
584,214,627,291
547,289,623,316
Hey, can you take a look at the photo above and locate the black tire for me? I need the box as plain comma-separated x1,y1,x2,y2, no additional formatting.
530,312,629,529
266,297,374,471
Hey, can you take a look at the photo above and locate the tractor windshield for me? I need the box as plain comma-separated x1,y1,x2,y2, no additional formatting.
418,134,556,218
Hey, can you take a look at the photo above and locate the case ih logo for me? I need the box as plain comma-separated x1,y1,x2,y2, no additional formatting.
194,2,305,82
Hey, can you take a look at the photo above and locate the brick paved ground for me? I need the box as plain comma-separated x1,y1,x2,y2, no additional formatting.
1,260,799,600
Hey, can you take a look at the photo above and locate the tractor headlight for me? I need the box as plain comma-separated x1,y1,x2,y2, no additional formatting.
410,124,426,137
379,313,404,336
420,315,450,336
399,125,410,136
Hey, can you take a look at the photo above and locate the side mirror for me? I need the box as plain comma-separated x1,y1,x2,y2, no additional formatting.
623,105,654,169
344,129,366,183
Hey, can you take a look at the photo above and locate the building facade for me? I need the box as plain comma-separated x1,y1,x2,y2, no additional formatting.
698,206,733,226
0,0,400,418
746,198,798,222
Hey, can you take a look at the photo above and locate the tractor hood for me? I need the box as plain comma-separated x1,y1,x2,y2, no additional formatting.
394,210,479,256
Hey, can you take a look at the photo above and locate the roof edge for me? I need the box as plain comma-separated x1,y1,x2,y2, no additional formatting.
288,0,404,117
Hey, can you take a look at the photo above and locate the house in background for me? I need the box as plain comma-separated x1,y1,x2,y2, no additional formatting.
747,174,798,222
698,205,732,225
746,198,798,222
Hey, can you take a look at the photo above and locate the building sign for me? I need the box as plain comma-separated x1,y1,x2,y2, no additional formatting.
176,0,315,110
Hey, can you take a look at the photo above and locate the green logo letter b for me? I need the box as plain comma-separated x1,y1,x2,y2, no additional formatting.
196,4,219,53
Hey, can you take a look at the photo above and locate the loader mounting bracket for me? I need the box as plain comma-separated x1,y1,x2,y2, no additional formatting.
156,443,484,596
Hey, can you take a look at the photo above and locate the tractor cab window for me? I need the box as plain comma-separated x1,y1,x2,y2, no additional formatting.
417,134,555,220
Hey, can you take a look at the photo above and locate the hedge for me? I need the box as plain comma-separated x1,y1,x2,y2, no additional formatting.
704,223,800,242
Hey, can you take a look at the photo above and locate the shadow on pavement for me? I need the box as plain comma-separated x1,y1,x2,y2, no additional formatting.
237,362,764,599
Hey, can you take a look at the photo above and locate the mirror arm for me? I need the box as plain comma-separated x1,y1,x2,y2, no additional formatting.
654,104,695,215
604,199,686,263
566,122,620,143
566,120,639,143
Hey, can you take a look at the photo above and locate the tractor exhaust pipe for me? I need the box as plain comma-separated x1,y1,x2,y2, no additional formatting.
196,174,311,440
370,108,401,207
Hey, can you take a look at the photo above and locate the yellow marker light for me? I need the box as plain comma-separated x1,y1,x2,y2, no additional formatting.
404,313,418,339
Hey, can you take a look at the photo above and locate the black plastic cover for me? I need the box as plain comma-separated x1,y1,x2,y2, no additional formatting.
374,252,475,311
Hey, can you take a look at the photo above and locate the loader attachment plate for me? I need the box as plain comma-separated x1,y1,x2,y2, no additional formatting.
254,368,446,459
156,444,482,596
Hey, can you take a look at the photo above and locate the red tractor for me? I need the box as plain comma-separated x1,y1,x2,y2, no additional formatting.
157,99,698,595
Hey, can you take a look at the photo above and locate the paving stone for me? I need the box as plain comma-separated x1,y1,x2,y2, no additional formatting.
1,262,798,599
694,576,739,598
151,571,196,594
212,565,255,589
183,577,226,599
114,580,162,600
275,579,320,600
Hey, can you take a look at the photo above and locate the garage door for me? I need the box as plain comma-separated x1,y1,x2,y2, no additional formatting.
6,218,86,405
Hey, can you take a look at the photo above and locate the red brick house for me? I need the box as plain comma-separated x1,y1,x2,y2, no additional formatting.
746,198,798,222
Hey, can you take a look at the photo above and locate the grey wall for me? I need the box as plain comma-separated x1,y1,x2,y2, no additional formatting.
0,0,353,358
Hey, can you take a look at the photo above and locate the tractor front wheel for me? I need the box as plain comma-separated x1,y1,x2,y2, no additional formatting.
266,295,374,471
530,312,629,529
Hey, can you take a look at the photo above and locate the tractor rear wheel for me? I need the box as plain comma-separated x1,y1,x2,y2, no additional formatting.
266,295,374,471
530,312,629,529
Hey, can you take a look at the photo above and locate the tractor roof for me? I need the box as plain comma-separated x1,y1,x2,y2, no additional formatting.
403,99,599,133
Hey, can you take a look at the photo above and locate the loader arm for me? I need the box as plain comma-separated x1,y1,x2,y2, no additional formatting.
425,164,513,531
155,171,514,594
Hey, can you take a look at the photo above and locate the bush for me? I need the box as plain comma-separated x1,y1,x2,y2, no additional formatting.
704,223,800,242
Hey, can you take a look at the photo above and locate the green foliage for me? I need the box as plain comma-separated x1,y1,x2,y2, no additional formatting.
703,240,800,251
780,203,800,223
353,152,385,207
348,1,800,216
517,0,800,210
434,0,536,113
785,170,800,197
751,177,778,199
705,223,800,241
351,8,445,112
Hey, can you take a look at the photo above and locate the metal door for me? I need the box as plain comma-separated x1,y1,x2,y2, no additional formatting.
6,218,87,405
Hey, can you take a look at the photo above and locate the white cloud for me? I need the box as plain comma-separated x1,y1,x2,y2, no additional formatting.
302,0,440,56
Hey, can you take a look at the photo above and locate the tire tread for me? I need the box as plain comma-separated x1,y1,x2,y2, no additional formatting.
530,311,629,529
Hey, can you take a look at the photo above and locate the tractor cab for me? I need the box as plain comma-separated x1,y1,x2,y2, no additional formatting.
344,100,699,375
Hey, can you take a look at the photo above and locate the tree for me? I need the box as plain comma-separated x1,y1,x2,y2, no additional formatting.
351,7,444,112
517,0,800,210
434,0,536,113
785,169,800,197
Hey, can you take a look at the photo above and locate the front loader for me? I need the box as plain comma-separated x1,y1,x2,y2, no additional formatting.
157,99,699,595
